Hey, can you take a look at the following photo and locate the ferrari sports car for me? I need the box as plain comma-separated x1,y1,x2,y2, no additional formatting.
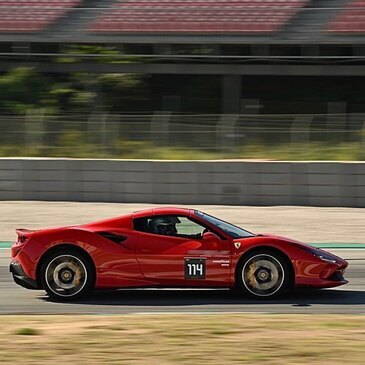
10,207,348,301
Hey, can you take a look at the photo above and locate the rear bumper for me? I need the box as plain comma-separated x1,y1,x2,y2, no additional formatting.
9,261,39,290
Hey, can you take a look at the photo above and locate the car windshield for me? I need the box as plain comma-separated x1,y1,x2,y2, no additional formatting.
195,211,255,239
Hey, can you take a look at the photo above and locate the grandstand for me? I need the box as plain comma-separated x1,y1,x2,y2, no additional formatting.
0,0,82,32
88,0,310,33
0,0,365,116
328,0,365,32
0,0,359,40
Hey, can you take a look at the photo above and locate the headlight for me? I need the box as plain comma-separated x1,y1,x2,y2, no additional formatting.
305,247,337,263
317,253,337,264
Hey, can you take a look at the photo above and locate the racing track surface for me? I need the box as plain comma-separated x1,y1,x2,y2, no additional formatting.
1,249,365,314
1,202,364,314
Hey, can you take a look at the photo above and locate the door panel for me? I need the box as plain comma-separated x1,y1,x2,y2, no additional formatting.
135,231,231,286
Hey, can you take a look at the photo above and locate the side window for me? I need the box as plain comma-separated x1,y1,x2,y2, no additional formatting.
134,215,205,238
175,217,204,237
133,217,150,233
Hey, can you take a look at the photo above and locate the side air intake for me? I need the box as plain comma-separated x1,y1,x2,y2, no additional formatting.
97,232,127,244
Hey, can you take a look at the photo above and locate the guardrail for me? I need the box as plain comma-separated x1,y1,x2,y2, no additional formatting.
0,158,363,207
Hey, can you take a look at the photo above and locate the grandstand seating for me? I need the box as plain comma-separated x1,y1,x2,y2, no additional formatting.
89,0,310,33
328,0,365,32
0,0,82,32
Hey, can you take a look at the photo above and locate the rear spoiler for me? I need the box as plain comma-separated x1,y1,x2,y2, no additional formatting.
16,229,37,243
16,229,37,235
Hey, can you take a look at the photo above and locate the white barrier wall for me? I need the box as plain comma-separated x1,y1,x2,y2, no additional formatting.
0,158,363,207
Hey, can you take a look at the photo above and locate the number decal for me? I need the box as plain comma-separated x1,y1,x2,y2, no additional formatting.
184,258,206,279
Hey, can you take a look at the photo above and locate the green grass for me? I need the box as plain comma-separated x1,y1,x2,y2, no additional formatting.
15,328,40,336
1,139,365,160
237,141,365,161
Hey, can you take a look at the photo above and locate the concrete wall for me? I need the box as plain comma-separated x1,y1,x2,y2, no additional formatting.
0,158,363,207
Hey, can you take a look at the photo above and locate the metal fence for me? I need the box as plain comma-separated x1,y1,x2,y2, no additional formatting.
0,111,365,158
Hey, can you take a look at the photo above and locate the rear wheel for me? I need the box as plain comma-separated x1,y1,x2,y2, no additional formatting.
237,250,289,298
40,250,94,301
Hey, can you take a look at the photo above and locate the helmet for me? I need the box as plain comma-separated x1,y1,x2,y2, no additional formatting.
149,216,180,236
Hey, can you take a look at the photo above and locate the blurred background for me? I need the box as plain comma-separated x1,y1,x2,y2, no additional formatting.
1,4,365,362
0,0,365,206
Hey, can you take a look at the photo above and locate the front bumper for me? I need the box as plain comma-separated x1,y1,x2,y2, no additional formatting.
9,261,39,290
295,258,348,288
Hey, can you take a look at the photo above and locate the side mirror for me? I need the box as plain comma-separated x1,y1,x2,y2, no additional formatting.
202,231,220,243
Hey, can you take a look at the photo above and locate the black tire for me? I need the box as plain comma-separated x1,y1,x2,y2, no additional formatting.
236,249,290,299
40,249,95,302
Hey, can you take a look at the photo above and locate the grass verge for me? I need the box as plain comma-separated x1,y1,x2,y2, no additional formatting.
1,141,365,160
0,314,365,364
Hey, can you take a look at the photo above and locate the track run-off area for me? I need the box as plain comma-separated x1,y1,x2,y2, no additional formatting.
1,201,365,314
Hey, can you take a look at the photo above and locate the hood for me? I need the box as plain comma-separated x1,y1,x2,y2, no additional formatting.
234,233,316,250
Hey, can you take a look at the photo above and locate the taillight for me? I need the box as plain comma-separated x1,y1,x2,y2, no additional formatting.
18,235,27,244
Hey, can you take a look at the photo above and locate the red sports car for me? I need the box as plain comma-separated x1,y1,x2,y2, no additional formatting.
10,207,348,301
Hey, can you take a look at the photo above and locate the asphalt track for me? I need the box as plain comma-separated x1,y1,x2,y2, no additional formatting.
1,248,364,314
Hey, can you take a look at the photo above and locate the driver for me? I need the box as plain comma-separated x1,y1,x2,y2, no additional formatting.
149,216,180,236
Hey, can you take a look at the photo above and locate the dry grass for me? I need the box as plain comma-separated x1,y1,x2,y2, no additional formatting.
0,314,365,364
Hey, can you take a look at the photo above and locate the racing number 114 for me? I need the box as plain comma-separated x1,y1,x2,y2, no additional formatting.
187,263,203,276
184,258,206,279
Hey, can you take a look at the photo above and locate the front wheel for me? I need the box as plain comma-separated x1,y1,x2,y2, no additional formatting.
40,250,94,301
237,250,290,298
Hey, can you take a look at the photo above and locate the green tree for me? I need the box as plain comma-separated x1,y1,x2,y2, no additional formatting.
0,67,50,114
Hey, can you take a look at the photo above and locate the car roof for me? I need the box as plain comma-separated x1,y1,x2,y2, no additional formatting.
132,207,192,219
